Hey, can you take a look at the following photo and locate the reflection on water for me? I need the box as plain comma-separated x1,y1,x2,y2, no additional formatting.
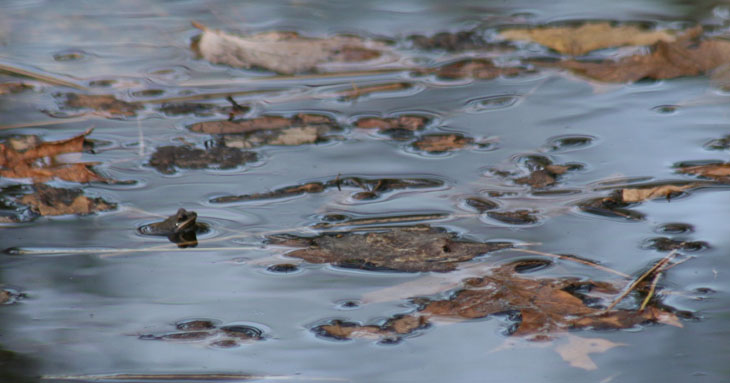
2,1,730,382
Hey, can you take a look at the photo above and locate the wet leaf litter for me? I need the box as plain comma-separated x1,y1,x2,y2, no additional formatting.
0,16,726,377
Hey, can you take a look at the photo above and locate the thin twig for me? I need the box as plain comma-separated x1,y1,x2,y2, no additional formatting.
640,272,662,311
0,61,87,90
511,248,629,278
605,250,678,311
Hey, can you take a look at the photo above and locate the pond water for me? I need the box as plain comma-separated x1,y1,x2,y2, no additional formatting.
2,0,730,382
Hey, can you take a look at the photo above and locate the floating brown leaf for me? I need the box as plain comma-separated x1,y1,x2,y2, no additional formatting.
410,31,500,52
192,22,393,74
500,22,676,55
354,116,428,132
17,184,115,216
555,27,730,82
0,129,108,183
148,145,257,174
211,177,442,203
412,134,473,152
63,93,142,117
270,225,511,272
677,163,730,182
316,263,679,341
428,58,525,80
315,316,429,342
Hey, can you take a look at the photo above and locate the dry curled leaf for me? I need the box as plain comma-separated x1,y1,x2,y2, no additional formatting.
0,129,109,183
555,27,730,82
500,22,676,55
148,145,257,174
269,225,512,272
17,184,115,216
620,183,699,202
677,163,730,182
63,93,142,117
191,22,393,74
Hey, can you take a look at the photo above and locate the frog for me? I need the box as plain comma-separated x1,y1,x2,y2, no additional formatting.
138,208,207,248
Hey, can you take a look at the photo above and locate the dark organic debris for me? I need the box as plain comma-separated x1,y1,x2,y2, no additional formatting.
409,31,492,52
269,225,512,272
140,319,263,347
354,115,429,140
704,135,730,151
487,210,539,225
644,237,708,252
579,192,644,221
138,208,209,248
412,133,474,153
17,184,116,216
266,263,300,273
0,82,32,95
464,197,499,212
0,288,24,305
0,129,109,183
158,102,221,116
312,213,449,229
211,176,442,203
148,145,257,174
315,262,681,341
514,156,579,189
426,58,526,80
63,93,142,117
191,113,339,148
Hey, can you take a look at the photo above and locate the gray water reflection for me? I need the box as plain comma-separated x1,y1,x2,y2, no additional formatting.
1,0,730,382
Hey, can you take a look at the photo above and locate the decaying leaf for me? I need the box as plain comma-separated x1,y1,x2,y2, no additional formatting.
677,163,730,182
0,82,32,95
493,155,577,189
140,318,263,348
269,225,512,272
555,27,730,82
427,58,526,80
500,22,676,55
555,335,626,370
409,31,493,52
17,184,115,216
579,193,645,221
354,115,429,140
316,262,680,341
644,237,708,252
191,22,393,74
463,197,499,212
487,209,539,225
191,113,339,148
210,177,443,203
412,134,474,152
0,129,109,183
620,183,699,202
148,145,257,174
158,102,222,116
63,93,142,117
314,316,429,343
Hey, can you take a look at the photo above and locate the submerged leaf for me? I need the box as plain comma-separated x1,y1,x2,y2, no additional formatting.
17,184,115,216
0,82,32,95
148,145,257,174
270,225,512,272
428,58,525,80
412,134,474,153
555,335,626,370
500,22,676,55
192,22,393,74
63,93,142,117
